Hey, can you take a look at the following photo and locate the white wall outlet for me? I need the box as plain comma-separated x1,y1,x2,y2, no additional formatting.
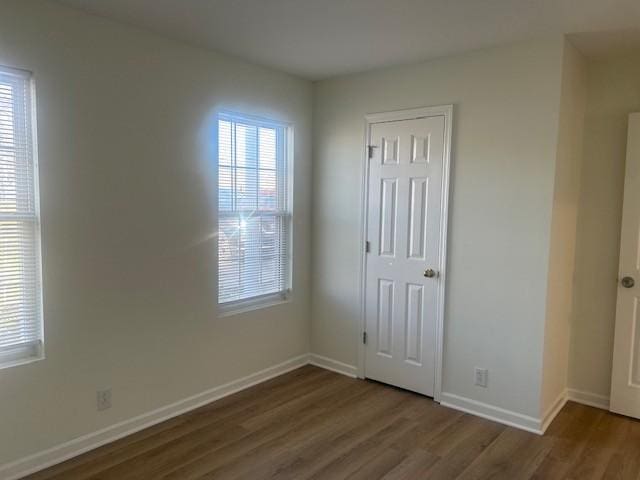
97,388,112,411
474,368,488,388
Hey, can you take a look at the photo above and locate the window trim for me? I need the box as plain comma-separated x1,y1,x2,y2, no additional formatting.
0,65,44,368
218,291,291,318
216,111,293,315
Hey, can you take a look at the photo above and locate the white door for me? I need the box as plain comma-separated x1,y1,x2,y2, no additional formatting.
611,113,640,418
364,114,446,397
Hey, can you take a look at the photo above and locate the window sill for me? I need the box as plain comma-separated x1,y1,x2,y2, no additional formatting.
0,342,44,370
218,292,291,318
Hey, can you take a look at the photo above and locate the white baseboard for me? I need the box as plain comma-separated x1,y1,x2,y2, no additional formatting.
309,353,358,378
440,392,544,434
0,354,310,480
540,390,568,434
567,388,610,410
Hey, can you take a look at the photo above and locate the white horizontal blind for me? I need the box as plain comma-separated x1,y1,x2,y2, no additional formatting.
218,114,290,305
0,66,42,364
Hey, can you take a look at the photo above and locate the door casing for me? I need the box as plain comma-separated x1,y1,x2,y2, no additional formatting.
357,105,453,402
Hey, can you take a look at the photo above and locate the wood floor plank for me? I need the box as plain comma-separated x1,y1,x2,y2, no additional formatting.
344,447,407,480
608,417,640,479
530,402,602,480
304,417,415,480
564,410,630,480
22,366,640,480
380,448,440,480
421,416,506,480
456,425,554,480
388,402,463,452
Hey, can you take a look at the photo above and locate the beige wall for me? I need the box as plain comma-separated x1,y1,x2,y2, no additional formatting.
540,41,587,415
568,53,640,399
0,0,312,466
312,38,565,419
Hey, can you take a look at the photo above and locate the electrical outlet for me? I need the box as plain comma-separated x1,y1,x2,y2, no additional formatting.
474,368,488,388
97,388,112,411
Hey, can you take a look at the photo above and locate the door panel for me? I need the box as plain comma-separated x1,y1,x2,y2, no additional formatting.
405,283,424,365
408,177,428,259
377,278,395,357
611,113,640,418
631,297,640,386
379,178,398,256
382,136,399,164
364,115,445,397
410,134,430,164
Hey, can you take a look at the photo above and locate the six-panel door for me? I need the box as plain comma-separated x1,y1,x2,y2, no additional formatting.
364,116,445,396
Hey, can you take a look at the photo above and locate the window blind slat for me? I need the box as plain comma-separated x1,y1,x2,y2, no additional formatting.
0,66,42,364
218,115,290,305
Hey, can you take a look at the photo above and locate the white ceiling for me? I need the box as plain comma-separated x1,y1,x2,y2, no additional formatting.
55,0,640,80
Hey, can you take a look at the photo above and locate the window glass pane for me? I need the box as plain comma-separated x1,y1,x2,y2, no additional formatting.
218,166,233,211
0,221,38,349
236,167,258,211
258,170,277,211
235,123,258,169
218,216,241,302
218,120,232,167
259,127,276,171
259,216,280,289
238,216,262,296
0,150,18,213
0,83,15,149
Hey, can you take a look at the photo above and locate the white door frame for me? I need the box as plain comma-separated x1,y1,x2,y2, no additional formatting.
357,105,453,402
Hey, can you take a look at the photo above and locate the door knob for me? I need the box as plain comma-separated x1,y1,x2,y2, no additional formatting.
621,276,635,288
423,268,437,278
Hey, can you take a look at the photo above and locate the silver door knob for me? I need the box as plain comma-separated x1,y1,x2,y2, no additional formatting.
423,269,436,278
621,276,635,288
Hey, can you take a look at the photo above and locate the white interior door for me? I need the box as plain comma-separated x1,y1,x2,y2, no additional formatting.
611,113,640,419
364,114,446,397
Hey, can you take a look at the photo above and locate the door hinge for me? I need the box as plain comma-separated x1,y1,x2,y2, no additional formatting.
363,331,367,344
365,241,371,253
367,145,378,159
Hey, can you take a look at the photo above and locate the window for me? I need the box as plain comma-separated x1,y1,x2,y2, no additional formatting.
0,66,42,367
217,113,291,310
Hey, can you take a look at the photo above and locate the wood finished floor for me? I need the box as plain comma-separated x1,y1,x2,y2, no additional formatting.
24,365,640,480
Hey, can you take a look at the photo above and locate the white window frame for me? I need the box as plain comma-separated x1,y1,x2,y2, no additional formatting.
216,111,293,317
0,65,44,369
